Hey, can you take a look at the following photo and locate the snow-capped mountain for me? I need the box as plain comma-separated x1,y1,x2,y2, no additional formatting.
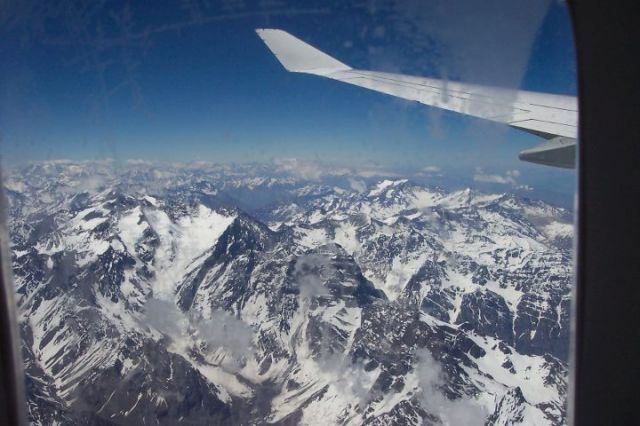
4,161,574,425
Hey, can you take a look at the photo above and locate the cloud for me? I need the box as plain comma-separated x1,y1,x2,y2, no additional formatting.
317,354,375,406
75,174,111,193
473,168,528,189
473,173,514,184
417,165,443,178
415,349,487,425
272,158,324,181
271,158,397,182
126,159,153,166
420,207,449,238
195,310,254,359
143,298,189,337
422,166,441,173
354,169,400,178
142,298,255,370
293,253,333,300
348,178,367,193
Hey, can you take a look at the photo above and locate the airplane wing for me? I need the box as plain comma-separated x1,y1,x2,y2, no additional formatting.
256,28,578,168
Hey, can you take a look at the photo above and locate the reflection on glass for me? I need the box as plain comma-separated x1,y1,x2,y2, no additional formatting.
1,1,576,425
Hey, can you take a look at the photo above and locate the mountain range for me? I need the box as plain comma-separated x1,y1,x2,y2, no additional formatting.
4,161,574,425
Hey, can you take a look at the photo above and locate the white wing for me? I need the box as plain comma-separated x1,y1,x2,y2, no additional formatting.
256,28,578,168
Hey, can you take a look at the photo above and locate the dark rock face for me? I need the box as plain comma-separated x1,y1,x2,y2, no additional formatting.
420,289,454,322
456,290,514,345
514,293,570,360
90,247,136,302
22,344,76,425
6,163,573,425
70,342,231,426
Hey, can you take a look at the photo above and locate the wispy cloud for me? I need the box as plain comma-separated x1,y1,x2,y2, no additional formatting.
415,349,487,425
316,353,375,406
348,178,367,193
271,158,401,182
293,253,333,300
196,310,254,363
422,165,441,173
144,297,188,337
142,297,255,370
473,168,519,185
473,168,532,190
416,165,443,178
272,158,325,181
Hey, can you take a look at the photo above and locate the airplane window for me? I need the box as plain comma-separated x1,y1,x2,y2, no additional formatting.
0,1,577,425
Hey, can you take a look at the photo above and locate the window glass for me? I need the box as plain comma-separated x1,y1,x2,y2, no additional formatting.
1,1,576,425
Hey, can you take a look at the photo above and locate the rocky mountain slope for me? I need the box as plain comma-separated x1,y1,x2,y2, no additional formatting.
4,161,574,425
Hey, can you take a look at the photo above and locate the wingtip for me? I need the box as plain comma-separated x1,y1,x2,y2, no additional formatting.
255,28,281,38
254,28,351,74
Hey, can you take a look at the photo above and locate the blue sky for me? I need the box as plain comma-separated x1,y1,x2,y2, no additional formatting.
0,0,576,206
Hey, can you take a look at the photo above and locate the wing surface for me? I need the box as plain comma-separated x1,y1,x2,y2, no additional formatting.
256,28,577,139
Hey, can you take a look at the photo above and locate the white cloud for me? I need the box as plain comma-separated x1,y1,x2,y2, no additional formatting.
293,253,332,300
348,178,367,193
272,158,324,181
316,354,375,406
417,165,443,178
415,349,487,425
142,298,255,370
422,165,441,173
144,298,188,337
126,159,154,166
270,158,402,181
473,173,514,185
354,169,400,178
196,310,254,360
473,168,527,188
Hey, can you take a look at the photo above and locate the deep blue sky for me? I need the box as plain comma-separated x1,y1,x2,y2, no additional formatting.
0,0,576,205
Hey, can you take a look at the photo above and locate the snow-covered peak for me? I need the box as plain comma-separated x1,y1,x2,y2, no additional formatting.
368,179,409,197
